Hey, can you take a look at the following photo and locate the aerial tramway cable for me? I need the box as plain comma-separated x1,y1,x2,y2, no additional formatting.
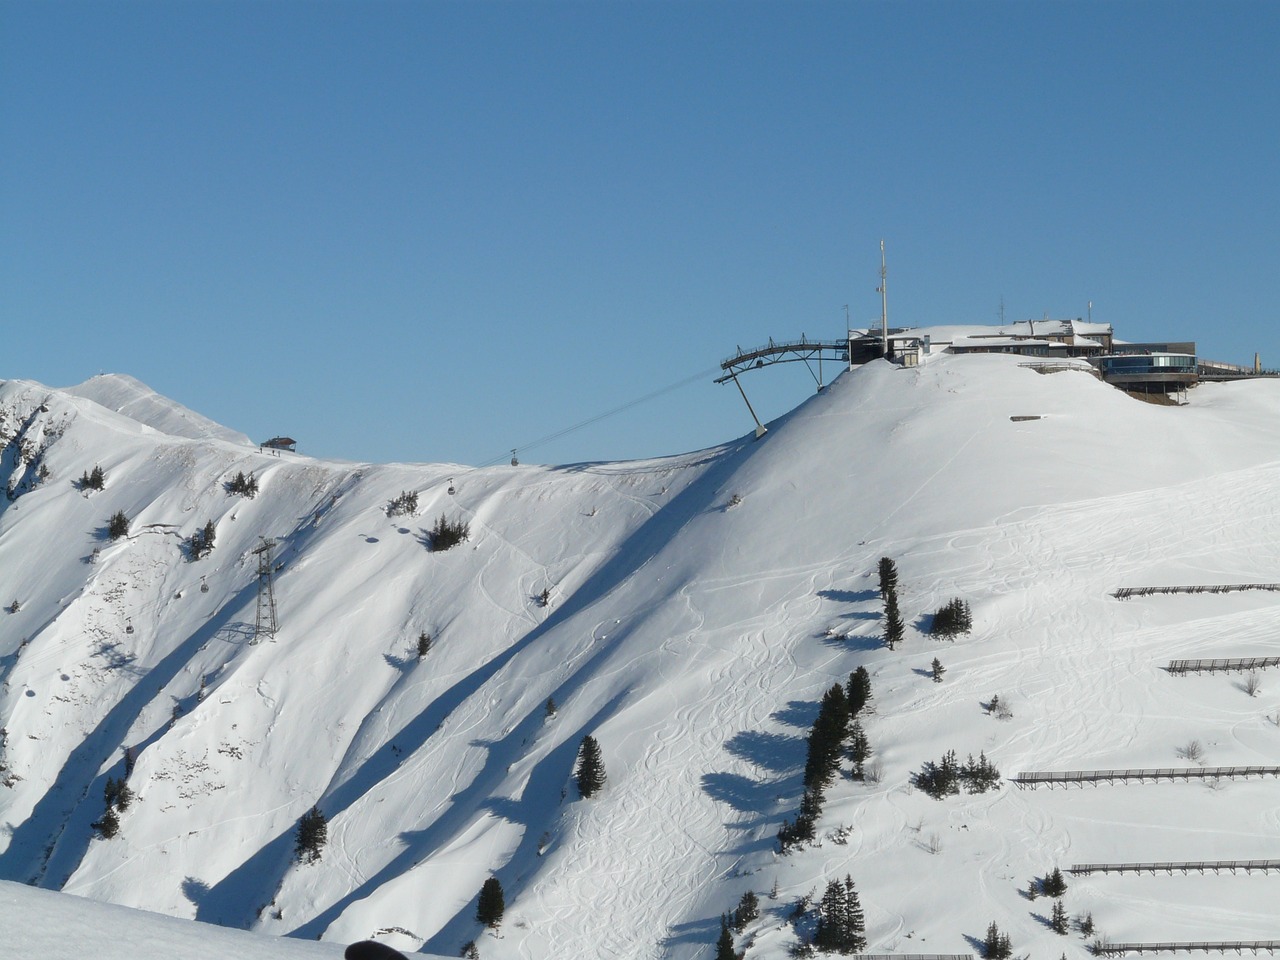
479,365,720,467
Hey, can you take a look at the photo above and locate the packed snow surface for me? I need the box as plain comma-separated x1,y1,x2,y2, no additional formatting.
1,353,1278,957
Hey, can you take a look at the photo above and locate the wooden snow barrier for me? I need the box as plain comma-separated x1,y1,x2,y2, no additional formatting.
1092,941,1280,955
1113,583,1280,600
1010,766,1280,788
1070,859,1280,875
1167,656,1280,675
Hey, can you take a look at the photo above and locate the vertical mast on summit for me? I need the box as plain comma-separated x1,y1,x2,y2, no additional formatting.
878,240,889,358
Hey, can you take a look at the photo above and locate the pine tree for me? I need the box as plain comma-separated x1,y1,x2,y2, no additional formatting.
476,877,505,928
883,590,904,650
417,631,432,658
814,875,866,953
1050,898,1069,934
804,684,849,791
107,510,129,540
733,890,759,931
575,734,606,799
877,557,898,599
715,914,737,960
778,787,822,850
295,805,328,863
847,720,870,780
983,922,1012,960
846,666,872,718
92,806,120,839
916,749,960,799
931,657,946,682
1043,866,1068,897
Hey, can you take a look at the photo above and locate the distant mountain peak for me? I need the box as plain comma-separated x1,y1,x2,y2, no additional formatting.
62,373,251,445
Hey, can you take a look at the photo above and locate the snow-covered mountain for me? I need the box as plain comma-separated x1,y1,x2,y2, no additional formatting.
2,355,1278,957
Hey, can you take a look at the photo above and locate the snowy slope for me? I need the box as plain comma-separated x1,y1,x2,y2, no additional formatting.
0,878,352,960
62,374,253,445
2,354,1279,957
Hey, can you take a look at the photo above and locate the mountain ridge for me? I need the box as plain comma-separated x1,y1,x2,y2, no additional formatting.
3,356,1279,956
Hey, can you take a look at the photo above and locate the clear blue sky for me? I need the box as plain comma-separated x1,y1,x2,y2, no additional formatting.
4,0,1278,466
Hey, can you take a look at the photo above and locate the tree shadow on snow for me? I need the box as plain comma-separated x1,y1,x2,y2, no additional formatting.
660,914,724,952
817,588,878,604
772,700,819,730
914,613,936,633
818,628,882,652
181,876,211,909
382,653,413,672
724,729,804,774
701,772,781,813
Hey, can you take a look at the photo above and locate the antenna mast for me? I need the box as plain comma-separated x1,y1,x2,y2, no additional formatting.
252,537,278,643
878,240,888,357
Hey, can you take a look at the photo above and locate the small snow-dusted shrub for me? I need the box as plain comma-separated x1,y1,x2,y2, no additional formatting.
92,806,120,839
226,470,258,498
914,749,960,799
460,941,479,959
386,490,418,517
960,752,1001,793
1244,670,1262,697
188,520,216,561
78,465,105,491
429,514,469,551
1177,739,1204,763
930,597,972,639
107,510,129,540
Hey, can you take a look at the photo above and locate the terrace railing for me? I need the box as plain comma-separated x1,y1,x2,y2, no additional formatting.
1167,657,1280,675
1011,766,1280,788
1092,942,1280,955
1114,584,1280,599
1070,860,1280,875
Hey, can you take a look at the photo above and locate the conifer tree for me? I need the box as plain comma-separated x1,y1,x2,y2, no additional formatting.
883,590,904,650
982,922,1012,960
476,876,505,928
575,734,606,799
846,666,872,718
1043,866,1068,897
847,720,871,780
295,805,328,863
804,684,850,791
778,786,822,850
931,657,946,682
92,806,120,839
417,631,432,658
877,557,898,599
1050,898,1069,934
733,890,759,931
813,875,866,953
107,510,129,541
715,914,736,960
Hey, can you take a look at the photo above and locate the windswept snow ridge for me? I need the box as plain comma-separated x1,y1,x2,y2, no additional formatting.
2,354,1279,957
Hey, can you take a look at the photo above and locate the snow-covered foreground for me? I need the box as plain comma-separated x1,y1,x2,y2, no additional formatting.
1,355,1278,957
0,877,353,959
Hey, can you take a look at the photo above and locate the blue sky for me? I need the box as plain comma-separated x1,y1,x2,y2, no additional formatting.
4,0,1278,466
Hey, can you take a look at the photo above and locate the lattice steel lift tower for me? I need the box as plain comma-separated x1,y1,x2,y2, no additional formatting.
252,537,278,643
